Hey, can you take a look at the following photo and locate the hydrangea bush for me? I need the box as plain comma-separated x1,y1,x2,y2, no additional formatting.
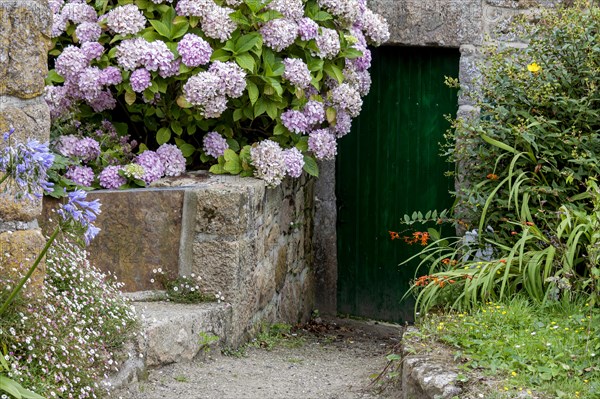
46,0,389,187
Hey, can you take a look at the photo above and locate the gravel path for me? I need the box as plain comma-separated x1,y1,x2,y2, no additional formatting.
113,318,403,399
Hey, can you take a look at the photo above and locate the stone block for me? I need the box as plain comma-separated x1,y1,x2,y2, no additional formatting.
43,189,185,292
0,0,52,99
369,0,483,47
0,229,46,292
0,195,42,223
192,238,242,299
0,98,51,143
193,187,250,236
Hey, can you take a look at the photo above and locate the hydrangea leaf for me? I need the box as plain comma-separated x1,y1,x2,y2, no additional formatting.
223,149,242,174
171,21,189,40
124,91,136,106
150,20,171,39
302,155,319,177
247,81,259,105
235,32,261,54
156,127,171,145
235,53,256,72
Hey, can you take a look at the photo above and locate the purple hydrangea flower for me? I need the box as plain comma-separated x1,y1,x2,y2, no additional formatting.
81,41,104,61
202,132,228,158
57,136,101,162
330,83,363,117
122,163,146,181
208,61,247,98
159,59,181,78
359,9,390,45
61,3,97,24
75,22,102,43
260,19,298,52
116,38,146,71
183,71,221,105
308,129,337,160
297,17,318,41
136,150,165,184
316,28,340,59
55,46,88,80
99,66,123,86
303,100,326,126
130,68,152,93
317,0,360,25
281,110,308,134
267,0,304,19
331,108,352,138
283,148,304,178
178,33,212,67
104,4,146,36
0,134,55,199
89,90,117,112
156,144,186,176
282,58,312,89
250,139,287,187
57,189,101,245
201,5,237,42
65,165,95,187
141,40,175,72
202,96,228,118
45,86,72,120
98,165,126,189
77,66,103,101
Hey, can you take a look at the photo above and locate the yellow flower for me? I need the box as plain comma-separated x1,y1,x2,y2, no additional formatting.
527,62,541,73
511,371,517,376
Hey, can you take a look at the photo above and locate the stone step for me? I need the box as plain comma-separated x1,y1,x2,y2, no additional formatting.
106,299,232,390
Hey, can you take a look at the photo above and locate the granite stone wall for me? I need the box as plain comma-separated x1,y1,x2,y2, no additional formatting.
314,0,565,312
0,0,52,287
43,172,316,347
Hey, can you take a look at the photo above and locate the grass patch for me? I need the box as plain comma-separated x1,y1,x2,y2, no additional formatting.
411,297,600,398
249,323,305,350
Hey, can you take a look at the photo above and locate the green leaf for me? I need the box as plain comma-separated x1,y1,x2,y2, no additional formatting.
179,143,196,157
223,149,242,174
209,164,225,174
303,155,319,177
46,69,64,84
244,0,266,13
230,9,251,26
156,127,171,145
273,123,286,136
171,121,183,136
176,96,193,109
326,107,336,124
246,80,259,105
265,101,278,119
312,10,333,21
226,138,240,152
235,53,256,72
211,48,233,62
142,30,161,42
233,108,243,122
254,97,268,118
125,91,136,105
295,137,309,152
171,21,189,39
324,63,344,84
235,32,261,54
149,20,171,39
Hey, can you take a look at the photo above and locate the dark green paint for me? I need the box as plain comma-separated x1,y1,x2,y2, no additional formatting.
336,46,460,323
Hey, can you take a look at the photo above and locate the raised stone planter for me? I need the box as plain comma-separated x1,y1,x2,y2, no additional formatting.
43,172,316,348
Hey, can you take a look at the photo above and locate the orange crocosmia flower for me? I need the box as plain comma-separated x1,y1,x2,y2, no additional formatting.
487,173,499,180
389,231,400,240
526,221,535,226
499,259,507,264
511,231,518,236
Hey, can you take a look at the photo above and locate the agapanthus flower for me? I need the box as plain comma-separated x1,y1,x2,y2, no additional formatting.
208,61,247,98
297,17,318,41
283,147,304,178
75,22,102,43
359,9,390,45
104,4,146,36
130,68,152,93
330,83,363,117
65,165,95,187
266,0,304,19
260,19,298,52
281,109,308,134
0,131,55,200
250,139,287,187
308,129,337,160
135,150,165,184
57,189,101,245
201,5,237,42
98,165,126,189
55,46,88,80
303,100,326,126
178,34,212,67
315,28,340,59
282,58,311,89
202,132,228,158
156,144,186,176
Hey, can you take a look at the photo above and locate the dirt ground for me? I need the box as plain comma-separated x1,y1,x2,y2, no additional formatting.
112,317,404,399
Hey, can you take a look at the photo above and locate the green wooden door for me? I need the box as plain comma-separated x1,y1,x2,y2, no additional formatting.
336,46,459,323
